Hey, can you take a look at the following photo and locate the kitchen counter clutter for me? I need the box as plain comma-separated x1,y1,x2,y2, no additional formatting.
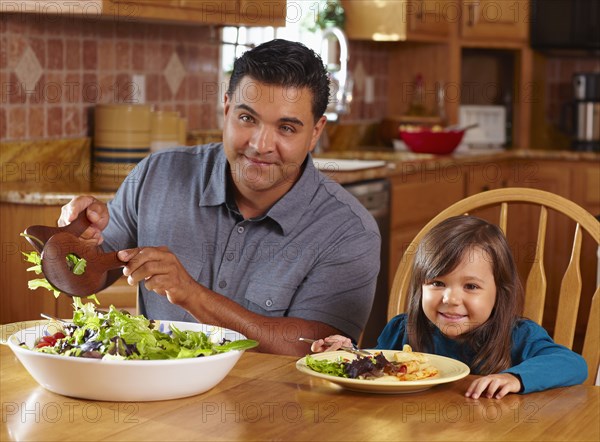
2,138,598,204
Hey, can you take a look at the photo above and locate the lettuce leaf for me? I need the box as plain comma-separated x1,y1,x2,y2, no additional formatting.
21,245,97,302
306,355,349,378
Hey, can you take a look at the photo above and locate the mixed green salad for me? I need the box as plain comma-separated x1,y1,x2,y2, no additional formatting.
22,298,258,360
306,353,397,379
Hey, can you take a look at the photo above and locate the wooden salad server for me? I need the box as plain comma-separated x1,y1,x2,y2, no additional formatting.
41,232,124,297
24,211,91,253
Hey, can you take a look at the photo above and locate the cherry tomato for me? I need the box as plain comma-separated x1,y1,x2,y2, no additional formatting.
35,332,65,348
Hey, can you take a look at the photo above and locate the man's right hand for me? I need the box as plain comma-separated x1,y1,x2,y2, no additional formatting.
59,196,110,245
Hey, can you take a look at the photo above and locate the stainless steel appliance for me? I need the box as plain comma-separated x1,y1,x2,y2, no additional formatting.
572,73,600,152
343,179,389,348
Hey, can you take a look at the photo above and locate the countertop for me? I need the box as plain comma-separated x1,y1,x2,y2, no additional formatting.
1,140,598,205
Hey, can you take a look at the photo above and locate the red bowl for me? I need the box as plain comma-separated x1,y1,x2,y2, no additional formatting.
399,129,465,155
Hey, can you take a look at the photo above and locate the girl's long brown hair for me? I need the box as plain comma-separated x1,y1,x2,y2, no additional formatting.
406,215,524,374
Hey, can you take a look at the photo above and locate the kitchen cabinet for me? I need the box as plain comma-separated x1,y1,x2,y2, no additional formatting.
343,0,532,149
109,0,286,26
571,161,600,215
342,0,452,42
1,0,286,27
343,0,530,43
460,0,529,44
388,166,465,287
0,202,137,324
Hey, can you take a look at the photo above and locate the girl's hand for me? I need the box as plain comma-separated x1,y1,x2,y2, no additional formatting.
310,335,352,353
465,373,522,399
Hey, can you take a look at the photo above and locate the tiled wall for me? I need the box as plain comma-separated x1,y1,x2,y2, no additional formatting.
1,12,391,143
1,13,220,141
346,40,389,122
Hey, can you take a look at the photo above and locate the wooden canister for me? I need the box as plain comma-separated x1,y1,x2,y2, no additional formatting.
93,104,151,191
151,111,180,152
178,117,188,146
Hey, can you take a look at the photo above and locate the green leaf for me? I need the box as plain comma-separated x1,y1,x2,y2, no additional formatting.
21,250,98,300
28,278,61,298
306,355,349,378
68,254,87,275
86,294,100,304
214,339,259,352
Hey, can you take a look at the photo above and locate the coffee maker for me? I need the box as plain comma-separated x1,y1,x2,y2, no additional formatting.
572,73,600,152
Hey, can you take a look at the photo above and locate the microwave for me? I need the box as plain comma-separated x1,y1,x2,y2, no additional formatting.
530,0,600,51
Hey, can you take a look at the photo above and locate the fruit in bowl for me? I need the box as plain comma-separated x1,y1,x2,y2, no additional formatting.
398,124,466,155
6,300,258,401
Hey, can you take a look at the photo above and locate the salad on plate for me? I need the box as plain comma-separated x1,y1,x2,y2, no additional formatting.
306,345,439,381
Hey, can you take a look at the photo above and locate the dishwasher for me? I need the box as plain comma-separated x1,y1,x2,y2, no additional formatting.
343,179,390,348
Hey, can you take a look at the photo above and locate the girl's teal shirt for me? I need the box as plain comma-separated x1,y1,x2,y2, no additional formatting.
376,314,588,393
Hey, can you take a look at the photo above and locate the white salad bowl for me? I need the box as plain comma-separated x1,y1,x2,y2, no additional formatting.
7,320,249,402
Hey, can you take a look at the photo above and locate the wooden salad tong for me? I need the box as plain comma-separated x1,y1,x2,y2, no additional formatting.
25,212,124,297
24,211,91,253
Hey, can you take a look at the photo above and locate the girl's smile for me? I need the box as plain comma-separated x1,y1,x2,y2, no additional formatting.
422,246,497,338
437,311,467,321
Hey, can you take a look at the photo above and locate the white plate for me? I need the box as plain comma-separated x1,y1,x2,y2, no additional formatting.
313,158,387,171
296,350,470,394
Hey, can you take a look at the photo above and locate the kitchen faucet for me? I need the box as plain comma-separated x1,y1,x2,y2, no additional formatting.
320,26,353,122
315,26,353,153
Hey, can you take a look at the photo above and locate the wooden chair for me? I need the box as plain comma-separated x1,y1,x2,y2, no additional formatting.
387,188,600,385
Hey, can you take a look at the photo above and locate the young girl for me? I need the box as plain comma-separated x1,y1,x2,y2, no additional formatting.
311,215,588,399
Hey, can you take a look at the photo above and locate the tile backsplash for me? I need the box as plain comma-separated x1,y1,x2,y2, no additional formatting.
1,12,391,143
1,12,221,141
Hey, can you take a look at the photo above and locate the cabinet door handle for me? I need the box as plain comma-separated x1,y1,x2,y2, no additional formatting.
416,0,423,20
467,3,478,27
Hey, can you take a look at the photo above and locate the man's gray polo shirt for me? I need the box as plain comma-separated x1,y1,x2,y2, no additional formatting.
103,143,381,341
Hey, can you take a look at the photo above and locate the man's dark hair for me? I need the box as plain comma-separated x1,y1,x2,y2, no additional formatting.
226,39,330,123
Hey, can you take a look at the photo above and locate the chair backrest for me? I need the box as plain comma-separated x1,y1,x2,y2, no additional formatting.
388,188,600,385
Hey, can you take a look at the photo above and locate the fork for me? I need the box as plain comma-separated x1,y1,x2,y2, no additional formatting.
298,337,371,357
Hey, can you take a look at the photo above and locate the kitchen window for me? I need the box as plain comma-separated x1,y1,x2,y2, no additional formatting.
217,0,336,126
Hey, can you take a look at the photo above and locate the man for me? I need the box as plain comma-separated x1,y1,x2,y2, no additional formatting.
60,39,381,356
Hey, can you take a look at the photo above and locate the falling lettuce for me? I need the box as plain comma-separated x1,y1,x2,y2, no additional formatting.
21,233,97,303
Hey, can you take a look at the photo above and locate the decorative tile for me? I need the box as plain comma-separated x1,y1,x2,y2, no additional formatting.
47,39,64,69
15,46,42,92
354,60,365,94
163,52,186,97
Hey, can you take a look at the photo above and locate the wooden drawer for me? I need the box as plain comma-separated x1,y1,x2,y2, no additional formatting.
390,172,465,229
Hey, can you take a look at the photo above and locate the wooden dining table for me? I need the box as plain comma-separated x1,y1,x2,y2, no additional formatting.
1,345,598,441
